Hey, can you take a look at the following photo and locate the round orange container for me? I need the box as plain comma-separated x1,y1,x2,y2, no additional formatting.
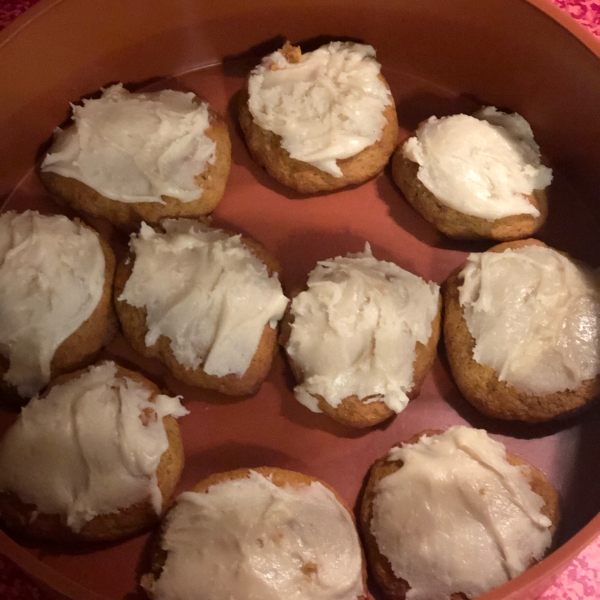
0,0,599,599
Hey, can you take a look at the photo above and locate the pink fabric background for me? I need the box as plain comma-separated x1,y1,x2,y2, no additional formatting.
0,0,598,598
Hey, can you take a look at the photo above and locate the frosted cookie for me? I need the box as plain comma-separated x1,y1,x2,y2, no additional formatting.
0,361,187,542
360,427,559,600
443,239,600,422
40,84,231,230
114,219,288,396
280,244,441,428
141,467,367,600
392,107,552,240
239,42,399,193
0,210,116,401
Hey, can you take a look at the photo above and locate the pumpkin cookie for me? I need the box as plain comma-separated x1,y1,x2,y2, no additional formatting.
114,219,288,396
392,107,551,240
281,244,441,427
360,427,559,600
142,467,367,600
0,210,116,401
239,41,398,193
0,361,187,542
40,84,231,230
443,239,600,421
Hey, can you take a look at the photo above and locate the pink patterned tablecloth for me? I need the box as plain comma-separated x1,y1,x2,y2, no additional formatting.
0,0,599,599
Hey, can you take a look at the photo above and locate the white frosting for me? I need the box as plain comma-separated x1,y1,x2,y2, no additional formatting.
403,107,553,220
285,244,439,414
248,42,392,177
0,211,105,397
0,362,188,531
119,220,288,377
41,84,217,204
459,245,600,395
150,471,364,600
371,426,552,600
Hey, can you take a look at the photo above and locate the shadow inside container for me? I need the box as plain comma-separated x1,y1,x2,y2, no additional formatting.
182,441,308,484
393,90,483,132
6,528,142,560
432,344,590,440
555,406,600,546
125,529,159,600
